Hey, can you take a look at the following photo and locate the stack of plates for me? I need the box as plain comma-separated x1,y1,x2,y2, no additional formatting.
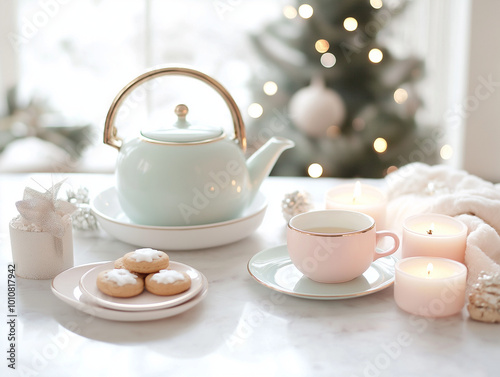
51,261,208,321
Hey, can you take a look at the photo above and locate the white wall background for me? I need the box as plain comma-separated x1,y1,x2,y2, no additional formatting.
462,0,500,182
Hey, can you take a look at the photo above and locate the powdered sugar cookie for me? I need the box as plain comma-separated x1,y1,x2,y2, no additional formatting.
114,257,126,269
96,269,144,298
122,248,169,274
145,269,191,296
114,256,147,279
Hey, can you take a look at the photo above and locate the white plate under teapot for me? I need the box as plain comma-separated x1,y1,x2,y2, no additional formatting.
90,187,267,250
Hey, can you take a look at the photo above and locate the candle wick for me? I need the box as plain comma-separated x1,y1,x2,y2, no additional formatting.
427,229,433,235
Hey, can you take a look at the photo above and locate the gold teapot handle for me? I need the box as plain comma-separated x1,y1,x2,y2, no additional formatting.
103,66,247,152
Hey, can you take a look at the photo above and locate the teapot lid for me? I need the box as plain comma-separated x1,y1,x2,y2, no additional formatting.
141,104,224,143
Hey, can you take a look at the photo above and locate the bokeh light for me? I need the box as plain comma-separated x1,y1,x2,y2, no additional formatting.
368,48,383,63
320,53,336,68
308,163,323,178
373,137,388,153
263,81,278,96
326,125,341,138
352,117,366,131
343,17,358,31
370,0,383,9
394,88,408,104
386,165,398,175
298,4,314,19
440,144,453,160
283,5,298,19
315,39,330,53
248,103,263,119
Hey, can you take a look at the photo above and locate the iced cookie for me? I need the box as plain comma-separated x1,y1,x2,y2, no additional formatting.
114,256,147,279
122,248,169,274
96,269,144,298
114,257,126,269
145,269,191,296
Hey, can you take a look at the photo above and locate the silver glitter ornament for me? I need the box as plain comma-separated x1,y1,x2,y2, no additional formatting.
66,186,98,231
282,190,314,222
468,271,500,323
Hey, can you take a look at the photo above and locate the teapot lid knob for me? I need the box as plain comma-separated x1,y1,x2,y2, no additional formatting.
175,104,189,119
140,103,223,143
174,104,189,129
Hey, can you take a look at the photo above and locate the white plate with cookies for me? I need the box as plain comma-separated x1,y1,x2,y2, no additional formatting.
51,262,209,322
79,261,204,311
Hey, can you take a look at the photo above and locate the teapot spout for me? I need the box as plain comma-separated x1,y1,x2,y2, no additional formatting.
247,136,295,197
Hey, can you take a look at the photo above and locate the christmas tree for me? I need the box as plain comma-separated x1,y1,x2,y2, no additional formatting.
245,0,428,178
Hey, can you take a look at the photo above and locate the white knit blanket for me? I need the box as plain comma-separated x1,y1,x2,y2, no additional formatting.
385,163,500,293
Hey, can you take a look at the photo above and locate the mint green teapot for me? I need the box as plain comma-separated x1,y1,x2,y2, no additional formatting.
103,67,294,226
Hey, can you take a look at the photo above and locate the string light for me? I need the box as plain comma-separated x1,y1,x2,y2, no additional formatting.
283,5,297,19
394,88,408,104
263,81,278,96
373,137,387,153
308,163,323,178
370,0,383,9
315,39,329,53
248,103,263,118
368,48,383,63
343,17,358,31
298,4,313,19
320,53,336,68
440,144,453,160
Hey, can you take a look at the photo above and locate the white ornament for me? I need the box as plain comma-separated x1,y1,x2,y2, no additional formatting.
67,186,98,231
288,77,346,138
468,271,500,323
282,190,314,222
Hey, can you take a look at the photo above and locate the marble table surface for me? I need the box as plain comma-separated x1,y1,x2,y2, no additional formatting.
1,173,499,377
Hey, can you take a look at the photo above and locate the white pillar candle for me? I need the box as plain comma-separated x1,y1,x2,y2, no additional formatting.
394,257,467,317
325,181,387,228
402,214,467,263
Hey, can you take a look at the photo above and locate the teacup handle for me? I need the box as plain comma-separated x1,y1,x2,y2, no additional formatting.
373,231,400,260
103,66,247,152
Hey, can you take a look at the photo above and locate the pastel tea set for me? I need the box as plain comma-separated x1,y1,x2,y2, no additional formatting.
99,66,399,285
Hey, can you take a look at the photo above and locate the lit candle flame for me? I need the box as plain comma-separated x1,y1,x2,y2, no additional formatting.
353,181,362,204
427,263,433,277
427,222,435,235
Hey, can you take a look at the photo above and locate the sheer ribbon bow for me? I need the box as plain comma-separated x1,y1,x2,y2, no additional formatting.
15,181,76,238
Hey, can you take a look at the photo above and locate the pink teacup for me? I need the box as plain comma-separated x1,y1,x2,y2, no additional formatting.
287,210,399,283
